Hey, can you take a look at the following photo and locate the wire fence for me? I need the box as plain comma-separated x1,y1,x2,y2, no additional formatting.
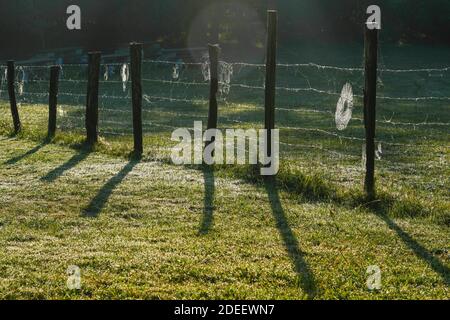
0,57,449,189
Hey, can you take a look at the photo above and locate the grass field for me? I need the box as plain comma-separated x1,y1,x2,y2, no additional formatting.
0,44,449,299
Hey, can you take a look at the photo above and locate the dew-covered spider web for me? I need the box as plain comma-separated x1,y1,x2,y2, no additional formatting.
0,66,7,100
335,83,354,131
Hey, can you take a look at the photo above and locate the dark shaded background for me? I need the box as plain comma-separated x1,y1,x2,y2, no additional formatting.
0,0,449,60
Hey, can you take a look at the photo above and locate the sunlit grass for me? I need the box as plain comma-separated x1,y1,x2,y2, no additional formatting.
0,133,449,299
0,62,448,300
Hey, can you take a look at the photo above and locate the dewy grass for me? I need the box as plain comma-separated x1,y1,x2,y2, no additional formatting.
0,134,449,299
0,68,448,300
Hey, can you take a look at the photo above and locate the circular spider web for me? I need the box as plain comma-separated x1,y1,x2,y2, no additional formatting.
0,68,6,98
219,62,233,96
17,66,26,96
121,64,129,92
172,65,180,80
201,55,210,82
335,83,354,131
103,65,109,81
362,142,383,167
201,57,233,96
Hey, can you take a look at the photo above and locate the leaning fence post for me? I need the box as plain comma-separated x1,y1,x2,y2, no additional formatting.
85,52,101,144
206,44,220,150
130,43,143,155
48,66,61,138
364,27,378,199
207,44,220,131
265,10,277,158
7,61,21,134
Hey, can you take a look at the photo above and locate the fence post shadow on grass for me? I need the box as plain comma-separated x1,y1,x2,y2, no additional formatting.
4,141,48,165
264,176,317,299
199,165,215,235
372,210,450,286
82,159,140,218
40,147,92,182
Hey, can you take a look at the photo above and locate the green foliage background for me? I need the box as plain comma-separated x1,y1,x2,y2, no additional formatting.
0,0,449,59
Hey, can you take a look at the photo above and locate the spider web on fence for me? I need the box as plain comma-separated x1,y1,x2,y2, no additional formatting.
2,58,448,189
0,66,7,100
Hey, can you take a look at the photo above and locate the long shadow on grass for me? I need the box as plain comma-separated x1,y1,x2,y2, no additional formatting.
366,201,450,286
41,148,91,182
264,177,317,299
83,159,140,217
199,166,215,235
5,142,48,165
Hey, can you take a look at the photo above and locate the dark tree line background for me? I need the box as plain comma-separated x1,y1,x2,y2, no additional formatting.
0,0,449,60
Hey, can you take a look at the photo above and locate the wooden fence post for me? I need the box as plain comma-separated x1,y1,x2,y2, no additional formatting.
265,10,277,158
364,27,378,199
204,44,220,159
7,61,21,134
207,44,220,133
85,52,101,144
48,66,61,138
130,43,143,155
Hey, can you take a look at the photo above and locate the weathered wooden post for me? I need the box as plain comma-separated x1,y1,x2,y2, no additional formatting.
364,27,378,199
130,43,143,155
48,66,61,138
207,44,220,135
265,10,277,158
7,61,21,134
85,52,101,144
